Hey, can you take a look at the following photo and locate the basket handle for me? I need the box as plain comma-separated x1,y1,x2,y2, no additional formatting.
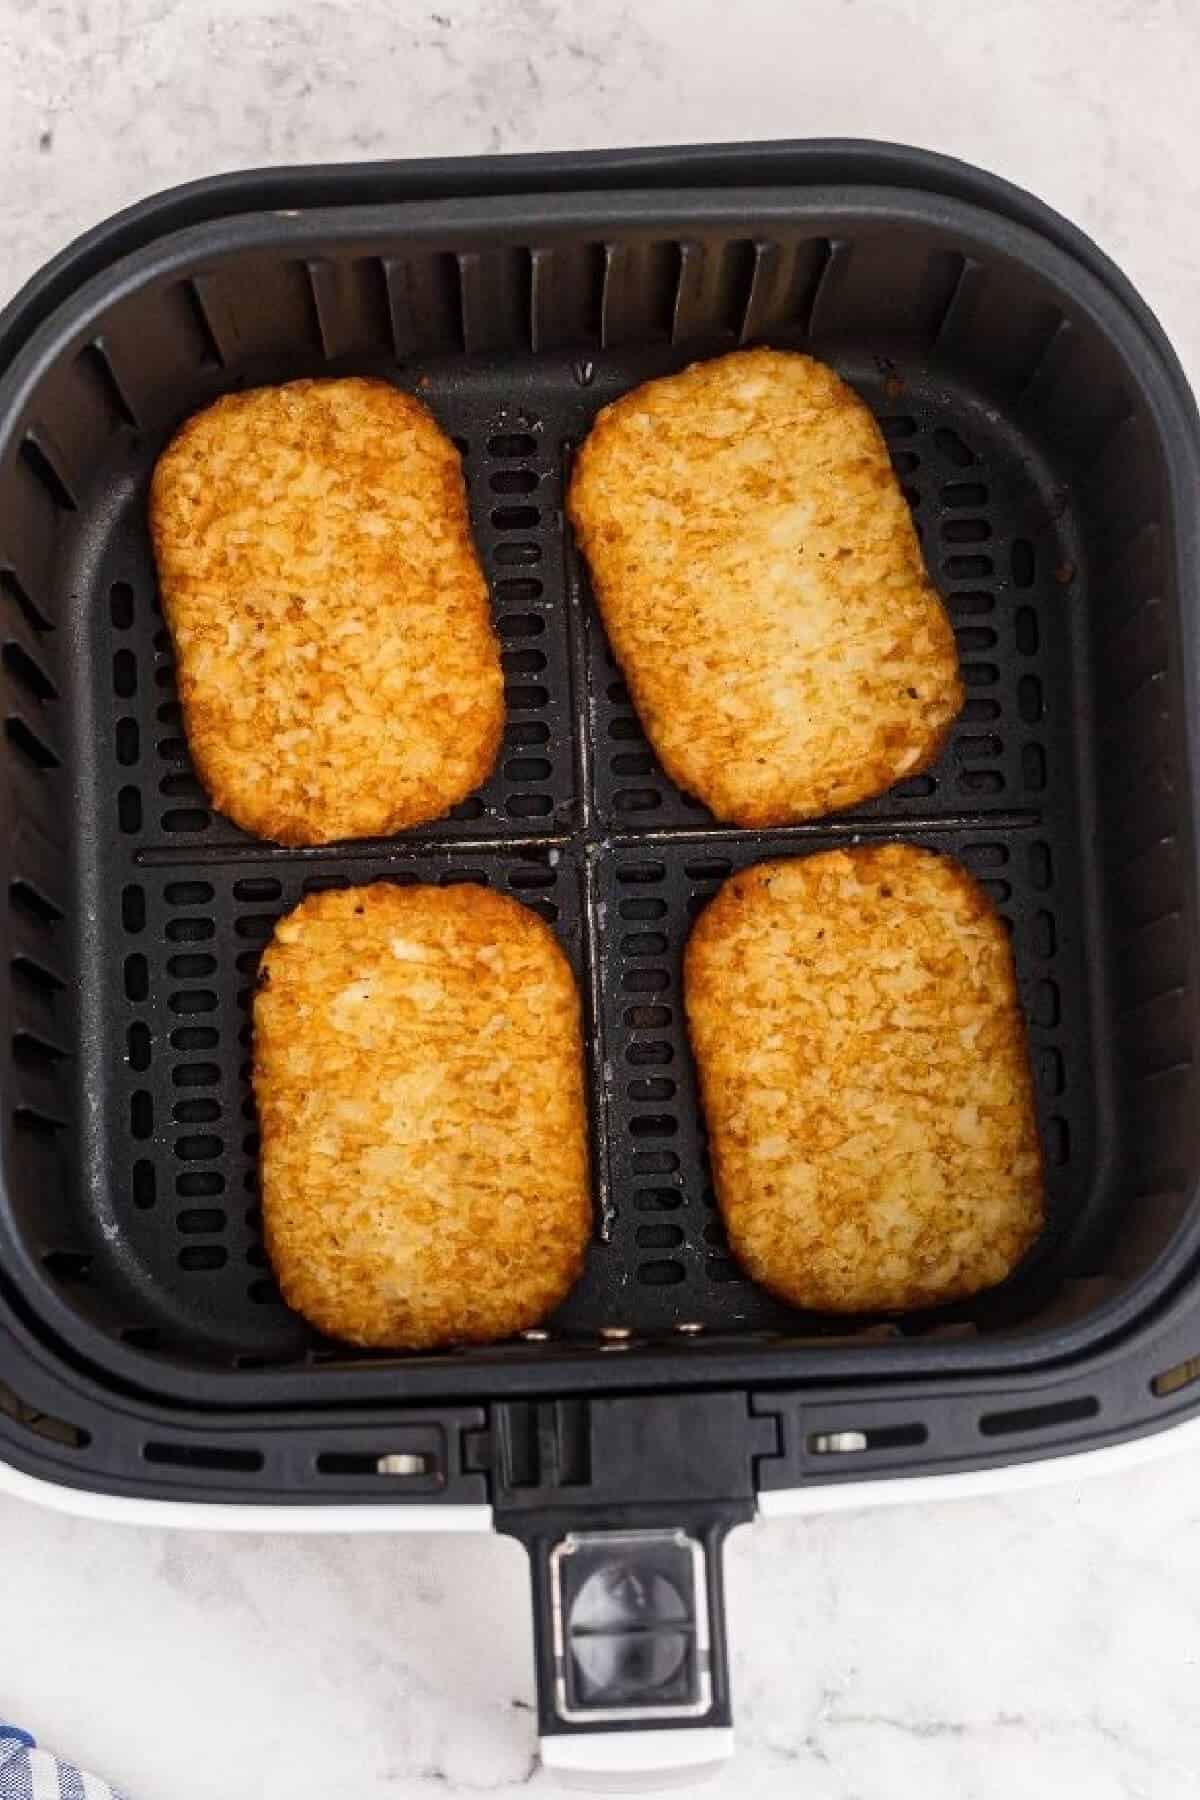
493,1390,769,1786
519,1517,739,1790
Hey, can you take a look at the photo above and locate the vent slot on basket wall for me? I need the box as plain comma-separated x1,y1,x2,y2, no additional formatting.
0,1375,89,1450
3,544,76,1268
41,234,1041,419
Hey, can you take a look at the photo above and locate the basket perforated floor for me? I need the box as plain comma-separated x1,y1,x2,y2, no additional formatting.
45,345,1092,1366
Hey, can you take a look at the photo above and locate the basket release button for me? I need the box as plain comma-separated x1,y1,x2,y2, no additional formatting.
548,1528,713,1722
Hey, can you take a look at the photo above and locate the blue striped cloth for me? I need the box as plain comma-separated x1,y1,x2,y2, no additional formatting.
0,1726,123,1800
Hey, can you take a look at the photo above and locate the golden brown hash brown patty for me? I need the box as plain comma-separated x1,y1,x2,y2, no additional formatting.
684,845,1044,1312
568,349,963,826
254,882,590,1348
150,378,503,845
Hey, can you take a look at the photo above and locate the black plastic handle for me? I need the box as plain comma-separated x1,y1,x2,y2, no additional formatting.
492,1391,770,1787
516,1515,739,1789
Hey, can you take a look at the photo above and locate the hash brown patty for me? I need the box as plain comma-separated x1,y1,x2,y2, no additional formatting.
568,349,963,825
150,378,503,845
254,882,591,1348
684,844,1044,1312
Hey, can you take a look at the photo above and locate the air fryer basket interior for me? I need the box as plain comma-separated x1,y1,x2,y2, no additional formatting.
0,188,1197,1400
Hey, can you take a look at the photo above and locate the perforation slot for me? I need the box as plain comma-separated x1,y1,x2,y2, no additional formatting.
0,1377,90,1450
977,1396,1097,1437
143,1440,262,1472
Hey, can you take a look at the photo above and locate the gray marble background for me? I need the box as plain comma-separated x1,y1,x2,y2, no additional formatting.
2,1,1200,1794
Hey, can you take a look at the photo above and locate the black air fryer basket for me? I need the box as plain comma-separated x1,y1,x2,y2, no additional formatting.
2,142,1199,1771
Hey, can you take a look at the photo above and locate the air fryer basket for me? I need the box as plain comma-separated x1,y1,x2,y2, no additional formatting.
3,142,1200,1769
3,179,1198,1402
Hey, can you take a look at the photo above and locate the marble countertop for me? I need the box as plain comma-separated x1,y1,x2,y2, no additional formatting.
3,0,1200,1794
6,1448,1200,1800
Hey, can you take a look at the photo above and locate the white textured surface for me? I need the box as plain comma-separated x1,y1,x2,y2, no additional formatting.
3,0,1200,1794
5,1448,1200,1799
1,0,1199,394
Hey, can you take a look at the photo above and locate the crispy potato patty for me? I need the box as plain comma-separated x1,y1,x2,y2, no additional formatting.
150,378,503,844
254,882,590,1348
684,844,1044,1312
568,349,962,825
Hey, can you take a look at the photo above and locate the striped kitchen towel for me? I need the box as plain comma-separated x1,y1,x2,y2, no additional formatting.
0,1725,125,1800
